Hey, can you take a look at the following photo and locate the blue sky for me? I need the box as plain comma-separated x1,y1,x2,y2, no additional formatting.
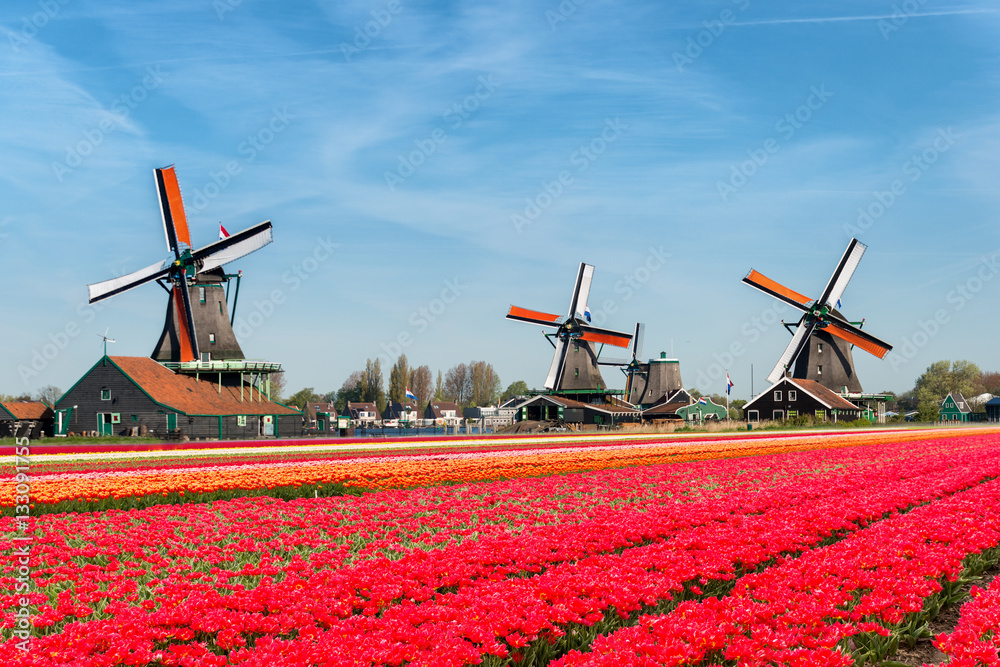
3,0,999,400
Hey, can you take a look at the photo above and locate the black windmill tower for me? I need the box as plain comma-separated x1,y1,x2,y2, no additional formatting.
742,238,893,393
506,262,634,394
86,165,281,394
597,323,647,400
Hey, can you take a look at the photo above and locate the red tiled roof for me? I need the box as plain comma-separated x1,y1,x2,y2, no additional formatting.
1,402,53,420
642,401,689,417
109,357,300,416
789,379,861,411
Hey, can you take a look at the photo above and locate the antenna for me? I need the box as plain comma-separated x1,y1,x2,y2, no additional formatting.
97,328,116,357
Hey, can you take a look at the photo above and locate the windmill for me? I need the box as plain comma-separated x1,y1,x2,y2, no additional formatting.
87,165,273,364
742,238,892,393
506,263,633,392
598,322,646,399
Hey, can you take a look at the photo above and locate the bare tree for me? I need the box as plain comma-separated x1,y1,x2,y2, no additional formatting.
444,363,471,405
408,365,433,410
269,372,286,401
33,385,62,406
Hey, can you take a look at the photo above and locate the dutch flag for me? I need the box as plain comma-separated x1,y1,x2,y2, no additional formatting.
727,372,734,396
405,387,417,401
698,397,708,405
584,304,592,323
219,223,230,240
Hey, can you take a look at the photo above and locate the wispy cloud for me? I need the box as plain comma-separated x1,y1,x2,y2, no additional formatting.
730,8,999,27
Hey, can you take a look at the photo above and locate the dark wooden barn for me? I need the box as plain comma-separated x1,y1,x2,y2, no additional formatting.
55,356,301,439
743,377,861,423
0,401,54,438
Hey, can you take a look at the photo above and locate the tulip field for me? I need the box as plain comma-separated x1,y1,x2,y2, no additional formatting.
4,428,1000,666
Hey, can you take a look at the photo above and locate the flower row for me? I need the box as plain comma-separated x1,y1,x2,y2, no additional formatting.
5,435,1000,665
3,429,977,509
555,473,1000,666
932,569,1000,666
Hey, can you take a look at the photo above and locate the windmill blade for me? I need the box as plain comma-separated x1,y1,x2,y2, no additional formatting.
578,324,632,348
824,319,892,359
175,280,200,362
766,320,817,384
155,166,193,257
193,221,273,273
567,263,595,319
506,305,562,328
818,238,866,309
632,323,645,360
87,259,172,304
742,270,812,312
544,338,569,390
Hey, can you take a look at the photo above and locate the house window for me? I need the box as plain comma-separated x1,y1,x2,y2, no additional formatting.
101,389,111,401
788,410,798,418
219,302,223,314
788,390,797,401
237,415,247,426
816,410,826,420
199,286,206,304
209,333,216,344
747,410,759,422
575,368,579,377
773,410,784,420
774,390,782,401
111,413,121,424
817,365,823,375
131,414,138,422
574,342,579,352
817,343,823,353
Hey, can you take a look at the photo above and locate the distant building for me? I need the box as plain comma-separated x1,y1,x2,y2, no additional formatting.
0,401,53,438
639,389,695,422
513,394,637,427
384,400,420,426
425,401,461,426
347,401,381,426
939,391,972,422
985,397,1000,423
743,377,861,423
55,356,301,439
304,401,338,433
677,397,728,422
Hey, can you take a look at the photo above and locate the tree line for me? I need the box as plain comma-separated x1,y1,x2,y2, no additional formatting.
890,360,998,420
283,354,532,413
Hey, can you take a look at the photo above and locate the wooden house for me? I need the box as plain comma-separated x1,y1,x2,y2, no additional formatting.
939,392,972,422
0,401,54,438
347,401,381,426
677,397,728,422
424,401,461,426
54,356,301,439
384,400,420,426
743,377,861,423
513,394,637,428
